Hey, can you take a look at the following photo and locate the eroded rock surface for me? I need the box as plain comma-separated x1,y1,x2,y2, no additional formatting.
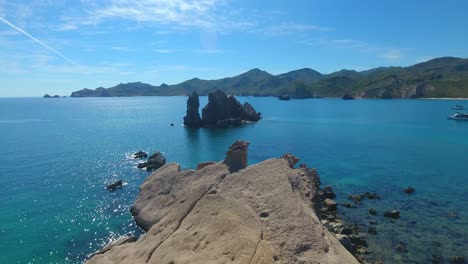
86,141,358,264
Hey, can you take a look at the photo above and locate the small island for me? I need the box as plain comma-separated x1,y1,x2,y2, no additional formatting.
43,94,61,98
183,89,262,128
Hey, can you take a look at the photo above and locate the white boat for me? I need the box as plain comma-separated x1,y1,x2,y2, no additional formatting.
448,112,468,120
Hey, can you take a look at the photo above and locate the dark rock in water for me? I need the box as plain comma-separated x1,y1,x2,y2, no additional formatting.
368,220,378,225
52,95,60,98
137,162,147,169
450,256,465,263
133,151,148,159
43,94,52,98
349,235,368,248
322,185,336,199
342,93,355,100
369,208,377,215
394,242,408,253
184,89,262,128
367,227,377,235
146,152,166,171
342,202,353,208
432,254,442,264
106,180,123,191
336,234,355,254
170,123,174,126
278,95,290,100
404,186,415,194
363,192,380,199
348,192,380,204
241,102,262,122
348,194,363,203
183,92,202,127
324,198,337,211
384,210,400,219
223,140,249,172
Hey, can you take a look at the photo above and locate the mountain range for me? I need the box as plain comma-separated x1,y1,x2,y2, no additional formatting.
69,57,468,99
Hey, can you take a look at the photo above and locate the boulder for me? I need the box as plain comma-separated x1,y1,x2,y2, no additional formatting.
106,180,123,191
146,152,166,171
324,198,338,211
183,92,202,127
86,141,359,264
322,185,336,199
223,140,249,172
384,210,400,219
137,162,147,169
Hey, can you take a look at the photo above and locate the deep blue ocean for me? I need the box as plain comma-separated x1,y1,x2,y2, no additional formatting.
0,97,467,263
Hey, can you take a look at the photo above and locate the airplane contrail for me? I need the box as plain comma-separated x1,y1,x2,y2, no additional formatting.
0,16,76,65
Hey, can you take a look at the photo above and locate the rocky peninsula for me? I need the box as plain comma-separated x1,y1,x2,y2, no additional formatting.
86,141,359,264
184,90,262,127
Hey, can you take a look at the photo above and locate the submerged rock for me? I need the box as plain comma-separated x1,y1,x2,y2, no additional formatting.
394,242,408,253
404,186,415,194
86,141,359,264
450,256,466,263
106,180,123,191
384,210,400,219
369,208,377,215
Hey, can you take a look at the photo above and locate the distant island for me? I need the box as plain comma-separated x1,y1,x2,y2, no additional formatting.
68,57,468,99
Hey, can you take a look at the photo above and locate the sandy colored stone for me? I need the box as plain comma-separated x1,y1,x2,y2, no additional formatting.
86,141,358,264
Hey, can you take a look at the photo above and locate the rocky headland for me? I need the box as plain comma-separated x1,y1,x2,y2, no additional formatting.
183,90,262,127
86,141,359,264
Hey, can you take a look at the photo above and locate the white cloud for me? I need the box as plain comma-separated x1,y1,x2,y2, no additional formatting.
111,46,133,51
153,49,177,53
382,49,403,61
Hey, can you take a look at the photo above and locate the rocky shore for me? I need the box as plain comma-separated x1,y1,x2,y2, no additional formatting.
86,141,359,264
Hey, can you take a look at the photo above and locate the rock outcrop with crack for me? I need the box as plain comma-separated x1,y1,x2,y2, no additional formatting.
86,141,358,264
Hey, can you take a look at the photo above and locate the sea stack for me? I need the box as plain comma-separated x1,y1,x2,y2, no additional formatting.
183,92,202,127
183,89,262,128
86,141,359,264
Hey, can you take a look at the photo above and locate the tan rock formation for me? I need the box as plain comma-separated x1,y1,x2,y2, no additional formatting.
86,141,358,264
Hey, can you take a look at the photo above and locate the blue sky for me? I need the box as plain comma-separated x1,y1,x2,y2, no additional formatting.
0,0,467,97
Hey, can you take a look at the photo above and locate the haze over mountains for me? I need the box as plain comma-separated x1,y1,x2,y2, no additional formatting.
70,57,468,99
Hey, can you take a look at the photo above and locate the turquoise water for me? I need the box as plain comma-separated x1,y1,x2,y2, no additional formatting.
0,97,467,263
